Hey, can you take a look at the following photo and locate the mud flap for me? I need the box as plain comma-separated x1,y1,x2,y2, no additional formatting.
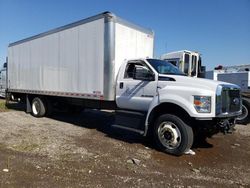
26,95,31,113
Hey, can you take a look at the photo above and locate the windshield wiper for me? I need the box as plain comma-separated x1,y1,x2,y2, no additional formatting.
162,72,186,76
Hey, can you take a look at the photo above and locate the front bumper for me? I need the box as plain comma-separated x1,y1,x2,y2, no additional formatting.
216,110,242,118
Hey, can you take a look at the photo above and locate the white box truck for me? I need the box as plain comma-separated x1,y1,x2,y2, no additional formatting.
6,12,242,155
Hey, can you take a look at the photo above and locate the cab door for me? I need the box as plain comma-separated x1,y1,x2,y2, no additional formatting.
116,60,157,111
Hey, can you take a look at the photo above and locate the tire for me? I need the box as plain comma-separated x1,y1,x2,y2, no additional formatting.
153,114,194,156
31,97,46,117
236,102,249,125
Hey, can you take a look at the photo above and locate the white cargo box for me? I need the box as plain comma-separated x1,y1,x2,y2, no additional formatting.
8,12,154,101
206,70,250,93
217,72,250,93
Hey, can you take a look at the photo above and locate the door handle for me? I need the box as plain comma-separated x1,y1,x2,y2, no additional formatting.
119,82,124,89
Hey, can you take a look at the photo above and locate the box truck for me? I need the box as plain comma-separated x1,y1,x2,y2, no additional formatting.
6,12,242,155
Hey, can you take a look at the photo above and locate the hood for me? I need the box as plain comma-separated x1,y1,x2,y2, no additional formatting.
158,74,238,91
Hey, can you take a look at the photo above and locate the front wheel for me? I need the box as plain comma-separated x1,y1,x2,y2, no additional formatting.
153,114,194,156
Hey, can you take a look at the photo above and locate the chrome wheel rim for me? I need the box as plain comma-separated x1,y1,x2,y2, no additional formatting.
32,101,40,115
158,121,181,149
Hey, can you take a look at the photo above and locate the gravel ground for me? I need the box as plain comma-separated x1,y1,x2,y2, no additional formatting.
0,107,249,187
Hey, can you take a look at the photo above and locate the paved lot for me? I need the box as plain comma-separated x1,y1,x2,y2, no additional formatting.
0,107,249,187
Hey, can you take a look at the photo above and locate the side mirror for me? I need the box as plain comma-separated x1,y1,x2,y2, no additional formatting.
133,66,155,81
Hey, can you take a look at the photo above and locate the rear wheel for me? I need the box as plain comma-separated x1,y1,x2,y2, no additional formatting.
31,97,46,117
153,114,193,156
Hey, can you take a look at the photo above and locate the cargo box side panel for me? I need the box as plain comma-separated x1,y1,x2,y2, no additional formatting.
8,18,105,99
31,32,60,91
8,43,32,90
217,72,248,92
78,19,104,95
114,23,154,76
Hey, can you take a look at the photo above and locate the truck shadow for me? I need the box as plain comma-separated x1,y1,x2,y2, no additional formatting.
48,109,214,150
6,102,214,151
50,109,148,146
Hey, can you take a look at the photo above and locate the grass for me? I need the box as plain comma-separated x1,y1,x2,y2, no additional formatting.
0,99,8,112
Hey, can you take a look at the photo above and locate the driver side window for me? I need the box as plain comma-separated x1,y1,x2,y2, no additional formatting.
124,63,136,79
124,61,154,81
124,61,145,79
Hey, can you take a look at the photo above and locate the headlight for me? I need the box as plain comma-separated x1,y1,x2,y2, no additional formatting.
194,96,211,113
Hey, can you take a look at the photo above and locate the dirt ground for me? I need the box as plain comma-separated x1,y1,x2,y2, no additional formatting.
0,104,249,187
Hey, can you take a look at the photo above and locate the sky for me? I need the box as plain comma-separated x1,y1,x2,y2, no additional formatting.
0,0,249,70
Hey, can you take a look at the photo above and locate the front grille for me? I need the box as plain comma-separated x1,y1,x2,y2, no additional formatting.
216,85,241,116
221,89,241,113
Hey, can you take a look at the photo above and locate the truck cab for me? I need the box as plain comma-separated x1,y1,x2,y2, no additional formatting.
115,58,241,155
161,50,205,78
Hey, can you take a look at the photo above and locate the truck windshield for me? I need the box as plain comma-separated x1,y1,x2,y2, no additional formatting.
147,59,185,76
